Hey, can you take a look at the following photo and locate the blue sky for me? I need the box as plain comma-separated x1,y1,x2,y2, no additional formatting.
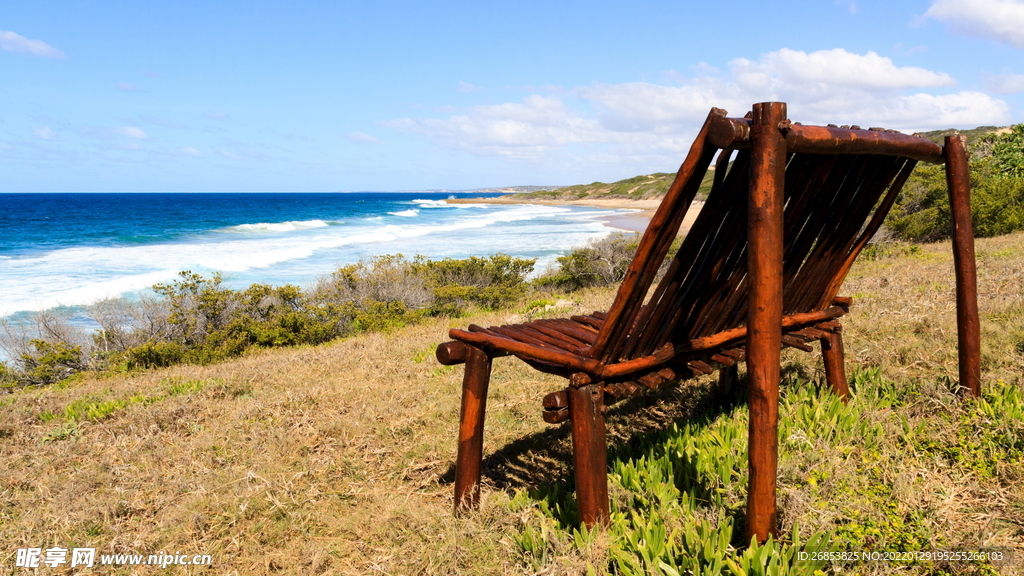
3,0,1024,192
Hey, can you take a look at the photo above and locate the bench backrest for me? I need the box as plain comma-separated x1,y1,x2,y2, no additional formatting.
589,108,943,363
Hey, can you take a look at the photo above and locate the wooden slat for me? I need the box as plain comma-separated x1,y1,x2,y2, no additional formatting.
522,323,589,349
593,108,725,361
599,306,847,379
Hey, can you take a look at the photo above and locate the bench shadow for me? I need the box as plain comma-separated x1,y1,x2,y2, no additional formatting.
437,373,749,492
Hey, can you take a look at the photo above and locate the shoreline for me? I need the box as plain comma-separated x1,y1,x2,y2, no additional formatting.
446,195,703,235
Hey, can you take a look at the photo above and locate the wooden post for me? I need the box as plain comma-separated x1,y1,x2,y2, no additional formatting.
745,101,786,543
944,135,982,398
568,378,609,527
453,344,492,512
820,331,850,401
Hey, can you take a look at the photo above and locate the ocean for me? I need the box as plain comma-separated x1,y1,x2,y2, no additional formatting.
0,192,636,318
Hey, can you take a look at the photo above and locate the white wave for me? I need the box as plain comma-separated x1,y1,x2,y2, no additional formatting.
410,199,449,208
388,209,419,217
227,219,332,233
0,269,182,316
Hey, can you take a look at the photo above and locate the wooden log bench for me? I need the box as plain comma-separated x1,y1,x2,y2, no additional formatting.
437,102,981,543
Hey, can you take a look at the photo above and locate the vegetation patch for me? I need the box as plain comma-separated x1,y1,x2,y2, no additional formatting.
887,124,1024,242
511,369,1021,574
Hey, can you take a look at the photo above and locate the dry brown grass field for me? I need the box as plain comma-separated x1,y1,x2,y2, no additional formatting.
1,232,1023,575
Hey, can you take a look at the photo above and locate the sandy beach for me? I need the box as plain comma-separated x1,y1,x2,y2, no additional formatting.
447,195,704,235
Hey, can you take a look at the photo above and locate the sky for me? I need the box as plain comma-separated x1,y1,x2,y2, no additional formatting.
2,0,1024,192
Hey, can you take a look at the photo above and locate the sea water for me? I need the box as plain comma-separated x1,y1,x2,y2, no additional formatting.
0,192,636,317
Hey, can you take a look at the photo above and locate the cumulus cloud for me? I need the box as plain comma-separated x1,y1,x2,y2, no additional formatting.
729,48,955,91
347,131,382,144
923,0,1024,48
983,72,1024,93
385,48,1008,167
32,127,56,140
0,30,65,58
115,126,148,139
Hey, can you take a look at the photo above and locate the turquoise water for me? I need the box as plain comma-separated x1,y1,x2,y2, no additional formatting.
0,192,632,316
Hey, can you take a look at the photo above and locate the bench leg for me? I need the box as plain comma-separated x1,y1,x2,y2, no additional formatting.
569,383,609,527
821,331,850,401
745,101,785,544
945,134,982,398
454,344,492,513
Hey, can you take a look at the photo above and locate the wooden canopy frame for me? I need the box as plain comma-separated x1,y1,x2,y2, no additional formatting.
436,102,981,544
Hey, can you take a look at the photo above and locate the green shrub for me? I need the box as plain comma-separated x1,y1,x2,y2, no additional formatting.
535,233,640,291
17,339,85,386
122,340,187,370
153,270,235,345
411,253,535,313
887,125,1024,242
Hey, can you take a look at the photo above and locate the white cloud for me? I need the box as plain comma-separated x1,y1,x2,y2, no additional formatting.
347,131,382,144
220,150,241,160
0,30,65,58
179,147,202,157
456,81,485,93
32,127,56,140
924,0,1024,49
115,126,148,139
384,95,613,159
385,48,1008,168
117,82,139,92
729,48,955,91
579,83,740,133
983,72,1024,93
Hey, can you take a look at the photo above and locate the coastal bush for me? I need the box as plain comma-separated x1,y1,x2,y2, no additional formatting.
412,253,535,313
16,339,86,387
90,294,174,355
121,340,187,370
535,232,641,291
1,252,539,385
886,124,1024,242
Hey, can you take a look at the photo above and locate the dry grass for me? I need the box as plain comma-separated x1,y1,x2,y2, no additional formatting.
839,231,1024,386
1,233,1023,575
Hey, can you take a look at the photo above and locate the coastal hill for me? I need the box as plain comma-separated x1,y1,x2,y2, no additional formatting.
494,124,1009,205
507,170,715,203
915,125,1011,146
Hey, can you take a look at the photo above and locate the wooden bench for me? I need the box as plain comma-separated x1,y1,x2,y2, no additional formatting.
436,102,981,543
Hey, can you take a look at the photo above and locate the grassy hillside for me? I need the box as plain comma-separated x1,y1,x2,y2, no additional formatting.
915,125,1009,147
1,233,1023,574
512,170,716,202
